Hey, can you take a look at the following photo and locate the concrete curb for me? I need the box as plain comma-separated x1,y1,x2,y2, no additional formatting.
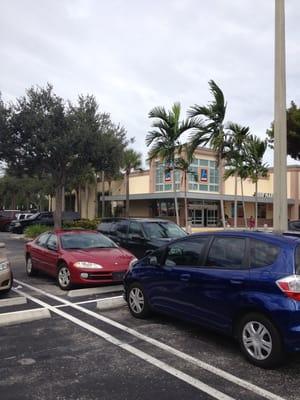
0,296,27,308
0,307,51,327
96,296,126,310
68,285,123,298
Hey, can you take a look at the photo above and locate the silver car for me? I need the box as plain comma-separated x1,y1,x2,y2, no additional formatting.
0,243,12,294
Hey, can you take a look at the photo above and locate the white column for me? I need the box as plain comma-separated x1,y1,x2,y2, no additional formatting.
274,0,288,232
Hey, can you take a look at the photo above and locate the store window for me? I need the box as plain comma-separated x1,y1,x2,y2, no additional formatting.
257,204,267,219
154,200,176,217
155,162,180,192
230,202,244,218
188,158,219,192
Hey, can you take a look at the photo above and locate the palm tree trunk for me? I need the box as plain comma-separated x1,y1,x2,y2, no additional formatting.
94,173,98,218
76,187,80,215
85,182,89,219
125,171,130,217
54,184,63,229
255,180,258,228
234,173,238,228
101,170,105,219
218,156,226,228
241,180,247,227
184,171,188,230
173,169,180,225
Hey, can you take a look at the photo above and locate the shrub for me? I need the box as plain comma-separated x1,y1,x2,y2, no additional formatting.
24,224,52,239
63,219,100,230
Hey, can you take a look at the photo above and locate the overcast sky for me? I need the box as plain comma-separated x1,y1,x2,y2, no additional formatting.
1,0,300,166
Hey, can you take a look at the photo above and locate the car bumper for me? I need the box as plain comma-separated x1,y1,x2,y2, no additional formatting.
0,269,13,292
70,268,128,285
273,298,300,352
9,225,22,233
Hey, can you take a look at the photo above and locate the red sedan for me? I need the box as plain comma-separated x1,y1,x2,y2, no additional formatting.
25,230,137,290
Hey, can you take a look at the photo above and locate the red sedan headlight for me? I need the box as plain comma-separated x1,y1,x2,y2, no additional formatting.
73,261,103,269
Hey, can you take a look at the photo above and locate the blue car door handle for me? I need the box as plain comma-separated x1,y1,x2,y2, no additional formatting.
230,279,243,285
180,274,191,282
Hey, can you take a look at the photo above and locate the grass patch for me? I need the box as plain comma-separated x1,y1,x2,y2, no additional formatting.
24,224,52,239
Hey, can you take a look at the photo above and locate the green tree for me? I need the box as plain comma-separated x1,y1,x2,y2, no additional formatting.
122,149,142,217
91,129,127,218
0,85,103,228
188,80,228,227
224,123,250,227
245,136,269,228
146,102,197,225
267,101,300,160
0,173,52,211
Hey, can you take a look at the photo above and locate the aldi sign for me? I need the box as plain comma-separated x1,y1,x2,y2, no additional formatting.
199,168,208,182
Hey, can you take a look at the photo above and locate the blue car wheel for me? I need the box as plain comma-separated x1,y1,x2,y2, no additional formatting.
128,283,151,319
238,313,284,368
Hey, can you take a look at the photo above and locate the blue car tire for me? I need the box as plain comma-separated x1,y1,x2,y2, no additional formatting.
238,312,284,368
128,283,151,319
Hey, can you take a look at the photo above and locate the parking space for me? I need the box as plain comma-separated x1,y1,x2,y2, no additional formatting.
1,232,300,400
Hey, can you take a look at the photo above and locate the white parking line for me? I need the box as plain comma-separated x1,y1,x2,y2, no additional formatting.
55,296,123,308
0,307,51,327
13,286,235,400
0,296,27,308
14,279,286,400
67,285,123,298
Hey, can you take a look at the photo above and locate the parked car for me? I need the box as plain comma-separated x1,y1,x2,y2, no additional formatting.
9,212,54,234
124,231,300,368
97,218,187,258
15,212,34,220
288,220,300,231
0,242,13,294
0,210,19,232
25,230,136,290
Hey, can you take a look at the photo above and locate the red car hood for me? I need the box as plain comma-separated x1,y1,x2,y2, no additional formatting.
63,247,134,269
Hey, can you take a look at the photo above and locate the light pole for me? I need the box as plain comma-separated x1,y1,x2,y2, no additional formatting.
273,0,287,232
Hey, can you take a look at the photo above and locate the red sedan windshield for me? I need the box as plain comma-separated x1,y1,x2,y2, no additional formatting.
61,232,117,250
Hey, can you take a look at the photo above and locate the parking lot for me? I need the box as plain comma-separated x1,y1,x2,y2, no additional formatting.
0,232,300,400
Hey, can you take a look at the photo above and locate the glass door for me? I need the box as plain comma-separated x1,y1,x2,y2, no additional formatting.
189,208,204,226
206,208,218,226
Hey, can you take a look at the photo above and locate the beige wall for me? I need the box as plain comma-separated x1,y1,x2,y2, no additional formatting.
129,200,151,217
224,174,274,197
224,169,300,200
129,174,150,194
51,149,300,222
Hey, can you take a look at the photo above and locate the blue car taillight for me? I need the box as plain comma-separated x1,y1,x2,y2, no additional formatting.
276,275,300,301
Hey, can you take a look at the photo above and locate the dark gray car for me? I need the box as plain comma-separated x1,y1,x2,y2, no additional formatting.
97,218,187,259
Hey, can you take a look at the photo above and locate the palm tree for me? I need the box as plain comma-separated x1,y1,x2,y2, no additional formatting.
146,103,197,225
122,149,142,217
188,80,228,227
225,123,250,227
174,151,195,231
245,135,269,228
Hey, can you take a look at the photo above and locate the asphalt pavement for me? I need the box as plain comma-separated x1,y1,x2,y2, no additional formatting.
0,232,299,400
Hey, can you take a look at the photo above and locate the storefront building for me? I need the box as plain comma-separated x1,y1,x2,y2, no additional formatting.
61,147,299,228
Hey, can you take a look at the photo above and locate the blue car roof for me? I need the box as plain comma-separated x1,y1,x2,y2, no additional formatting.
191,230,300,247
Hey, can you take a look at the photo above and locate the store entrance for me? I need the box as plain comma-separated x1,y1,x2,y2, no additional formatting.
189,201,219,227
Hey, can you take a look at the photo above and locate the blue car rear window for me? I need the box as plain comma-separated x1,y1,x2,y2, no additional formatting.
250,239,280,268
295,245,300,274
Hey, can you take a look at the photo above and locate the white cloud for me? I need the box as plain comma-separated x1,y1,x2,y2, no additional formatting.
0,0,299,167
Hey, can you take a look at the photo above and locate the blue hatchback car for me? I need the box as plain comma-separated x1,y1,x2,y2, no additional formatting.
124,231,300,368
